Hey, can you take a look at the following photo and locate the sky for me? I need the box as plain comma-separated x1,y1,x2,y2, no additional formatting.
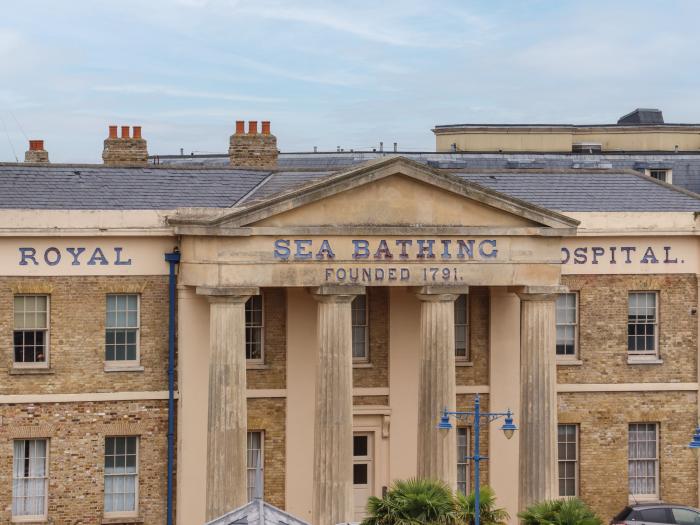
1,0,700,163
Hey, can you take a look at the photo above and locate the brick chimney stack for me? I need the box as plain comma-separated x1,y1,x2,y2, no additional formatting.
24,140,49,163
229,120,278,169
102,125,148,166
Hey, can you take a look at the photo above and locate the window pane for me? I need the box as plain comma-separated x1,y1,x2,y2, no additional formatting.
353,435,368,457
105,437,138,513
13,439,47,518
247,431,264,501
353,464,368,484
454,295,469,359
245,296,264,361
557,424,577,497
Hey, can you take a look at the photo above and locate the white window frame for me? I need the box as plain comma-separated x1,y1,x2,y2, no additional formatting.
352,295,369,363
557,424,579,498
104,435,139,519
627,291,659,360
245,295,265,364
646,169,672,184
556,293,579,362
247,431,264,501
456,427,470,495
12,438,49,522
454,294,470,362
13,295,50,369
628,423,659,501
105,294,141,368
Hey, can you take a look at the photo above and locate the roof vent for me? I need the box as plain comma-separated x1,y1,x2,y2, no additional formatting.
617,108,664,125
572,142,602,154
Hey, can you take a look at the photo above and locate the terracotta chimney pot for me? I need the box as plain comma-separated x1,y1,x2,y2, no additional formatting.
248,120,258,134
261,121,271,135
133,126,142,139
121,126,130,139
109,125,118,139
236,121,245,134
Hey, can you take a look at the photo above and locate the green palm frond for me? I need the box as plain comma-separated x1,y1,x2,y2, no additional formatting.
518,498,602,525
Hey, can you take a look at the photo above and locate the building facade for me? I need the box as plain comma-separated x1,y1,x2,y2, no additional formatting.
1,122,700,525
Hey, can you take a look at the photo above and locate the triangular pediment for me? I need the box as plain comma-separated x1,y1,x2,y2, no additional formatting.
172,157,579,231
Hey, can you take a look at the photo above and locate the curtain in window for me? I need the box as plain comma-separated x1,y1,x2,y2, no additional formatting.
13,439,47,517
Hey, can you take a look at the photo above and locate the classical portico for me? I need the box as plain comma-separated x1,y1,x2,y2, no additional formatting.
171,157,578,525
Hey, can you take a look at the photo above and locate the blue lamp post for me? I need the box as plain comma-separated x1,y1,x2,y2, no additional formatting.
438,394,517,525
688,426,700,449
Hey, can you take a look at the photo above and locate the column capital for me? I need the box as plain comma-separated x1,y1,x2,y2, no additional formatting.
310,284,365,303
414,285,469,302
516,285,568,302
196,286,259,304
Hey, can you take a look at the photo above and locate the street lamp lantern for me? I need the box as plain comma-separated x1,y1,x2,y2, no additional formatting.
436,394,517,525
437,410,453,432
500,412,517,440
689,426,700,449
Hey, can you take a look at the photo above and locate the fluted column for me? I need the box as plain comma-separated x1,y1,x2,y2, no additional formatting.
415,286,467,489
518,287,560,509
311,285,363,525
197,286,258,521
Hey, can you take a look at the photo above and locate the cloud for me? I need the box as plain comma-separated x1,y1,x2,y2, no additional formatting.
92,84,283,103
232,1,477,49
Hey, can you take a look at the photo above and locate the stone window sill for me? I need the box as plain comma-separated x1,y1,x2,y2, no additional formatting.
102,516,144,524
353,362,373,369
455,361,473,367
627,357,663,365
10,518,49,525
10,367,54,375
246,362,269,370
557,359,583,366
104,364,144,373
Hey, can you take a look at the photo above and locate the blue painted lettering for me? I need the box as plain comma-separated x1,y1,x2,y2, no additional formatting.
87,247,109,266
478,239,498,258
315,239,335,260
114,247,132,266
66,247,86,265
352,240,370,259
19,248,38,266
274,239,291,260
294,239,313,260
44,247,61,266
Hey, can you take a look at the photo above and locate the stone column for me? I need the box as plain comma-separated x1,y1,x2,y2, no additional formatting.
517,286,561,509
197,286,259,521
311,285,363,525
415,286,468,489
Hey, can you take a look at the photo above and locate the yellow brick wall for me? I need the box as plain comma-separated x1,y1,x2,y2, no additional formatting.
456,288,489,386
559,274,697,384
0,276,169,395
248,398,286,509
354,287,389,388
559,391,698,521
0,400,168,525
457,393,489,488
248,288,287,389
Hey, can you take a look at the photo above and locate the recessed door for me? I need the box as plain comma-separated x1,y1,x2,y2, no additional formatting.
353,433,373,521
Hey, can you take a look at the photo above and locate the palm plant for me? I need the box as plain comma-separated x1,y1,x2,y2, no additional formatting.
455,486,509,525
361,478,457,525
518,498,602,525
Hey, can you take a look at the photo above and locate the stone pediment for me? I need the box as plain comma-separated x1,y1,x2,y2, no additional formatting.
171,157,578,234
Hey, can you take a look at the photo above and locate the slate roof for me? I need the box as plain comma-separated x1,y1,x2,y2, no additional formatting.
456,171,700,212
0,165,273,209
157,151,700,194
1,161,700,213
